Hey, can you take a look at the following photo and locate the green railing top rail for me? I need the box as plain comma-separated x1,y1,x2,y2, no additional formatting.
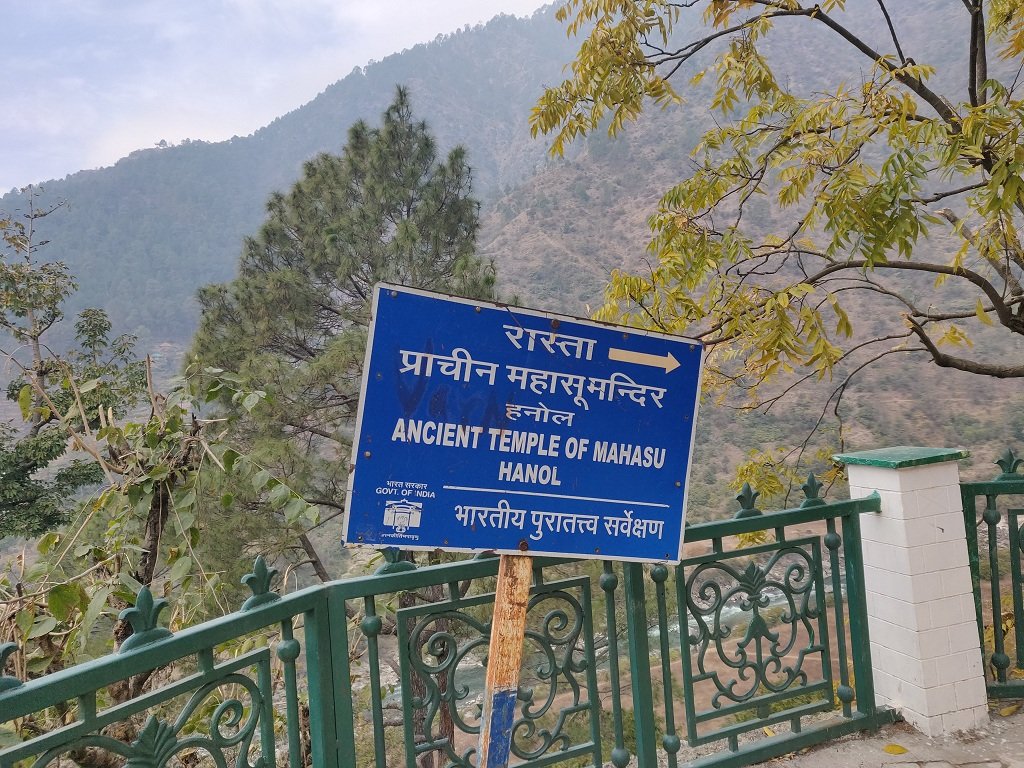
961,447,1024,495
0,548,588,724
962,478,1024,495
0,575,321,723
685,475,881,543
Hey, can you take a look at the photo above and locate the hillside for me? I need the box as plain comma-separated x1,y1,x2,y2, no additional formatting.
2,0,1023,513
0,1,978,342
0,9,574,344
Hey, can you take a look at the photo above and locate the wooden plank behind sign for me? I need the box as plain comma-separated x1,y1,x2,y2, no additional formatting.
476,553,533,768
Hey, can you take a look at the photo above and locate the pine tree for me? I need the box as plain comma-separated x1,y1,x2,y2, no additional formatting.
191,87,496,577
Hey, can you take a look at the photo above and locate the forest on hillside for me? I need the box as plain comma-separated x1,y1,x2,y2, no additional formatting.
1,1,1021,551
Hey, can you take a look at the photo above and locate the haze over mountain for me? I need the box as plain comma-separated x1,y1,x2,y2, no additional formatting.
0,1,974,343
1,9,577,343
1,0,548,194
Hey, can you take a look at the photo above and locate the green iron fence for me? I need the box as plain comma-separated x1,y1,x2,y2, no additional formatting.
639,481,896,768
0,480,894,767
961,449,1024,699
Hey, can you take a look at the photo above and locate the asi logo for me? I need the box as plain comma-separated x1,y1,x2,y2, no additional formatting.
383,500,423,536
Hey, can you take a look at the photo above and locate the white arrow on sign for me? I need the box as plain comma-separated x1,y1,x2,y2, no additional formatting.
607,347,680,373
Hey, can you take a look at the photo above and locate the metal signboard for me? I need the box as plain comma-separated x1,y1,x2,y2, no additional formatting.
342,284,704,562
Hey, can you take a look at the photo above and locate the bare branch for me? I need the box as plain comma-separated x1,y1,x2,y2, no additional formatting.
875,1,907,65
907,316,1024,377
911,182,986,204
806,6,959,124
935,208,1024,298
807,258,1015,326
760,330,915,412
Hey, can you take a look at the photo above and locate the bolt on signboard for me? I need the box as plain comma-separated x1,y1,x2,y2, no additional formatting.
343,284,704,767
343,283,704,562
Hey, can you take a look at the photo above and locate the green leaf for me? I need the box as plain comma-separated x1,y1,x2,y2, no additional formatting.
133,491,154,516
175,508,195,531
221,493,234,508
15,610,34,638
26,655,54,674
37,532,60,555
241,392,262,412
148,464,170,481
48,583,83,622
166,555,193,584
77,378,100,393
222,449,239,473
127,483,144,507
173,489,196,509
251,469,271,492
283,497,307,524
17,384,32,419
204,380,223,401
118,571,143,595
79,586,113,651
28,616,58,639
24,562,49,582
269,483,291,510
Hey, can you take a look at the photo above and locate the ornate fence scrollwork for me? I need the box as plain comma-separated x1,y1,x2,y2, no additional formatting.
2,495,892,768
962,449,1024,698
398,575,599,768
681,538,834,744
25,660,273,768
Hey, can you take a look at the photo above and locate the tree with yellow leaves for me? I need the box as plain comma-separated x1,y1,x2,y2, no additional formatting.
532,1,1024,488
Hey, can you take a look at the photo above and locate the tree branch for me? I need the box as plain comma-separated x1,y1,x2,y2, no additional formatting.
911,182,986,204
806,5,959,124
907,316,1024,377
807,258,1015,327
298,533,332,582
875,0,907,65
935,208,1024,298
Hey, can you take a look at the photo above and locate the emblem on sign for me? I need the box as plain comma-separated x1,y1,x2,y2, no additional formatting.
383,500,423,534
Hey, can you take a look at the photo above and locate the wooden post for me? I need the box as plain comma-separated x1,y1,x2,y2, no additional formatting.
477,553,533,768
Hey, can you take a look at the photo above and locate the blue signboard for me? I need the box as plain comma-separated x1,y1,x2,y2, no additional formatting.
342,284,704,562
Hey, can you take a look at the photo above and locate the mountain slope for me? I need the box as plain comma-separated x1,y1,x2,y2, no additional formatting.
0,9,573,343
3,0,1022,501
2,1,978,343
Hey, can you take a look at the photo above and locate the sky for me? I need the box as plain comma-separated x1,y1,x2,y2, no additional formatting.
1,1,548,194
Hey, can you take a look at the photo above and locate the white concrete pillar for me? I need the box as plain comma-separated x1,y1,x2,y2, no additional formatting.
834,446,988,736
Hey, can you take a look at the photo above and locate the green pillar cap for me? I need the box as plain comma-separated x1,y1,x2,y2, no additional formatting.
833,446,969,469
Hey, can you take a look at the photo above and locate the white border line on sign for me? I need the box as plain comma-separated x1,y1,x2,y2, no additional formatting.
441,485,670,508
